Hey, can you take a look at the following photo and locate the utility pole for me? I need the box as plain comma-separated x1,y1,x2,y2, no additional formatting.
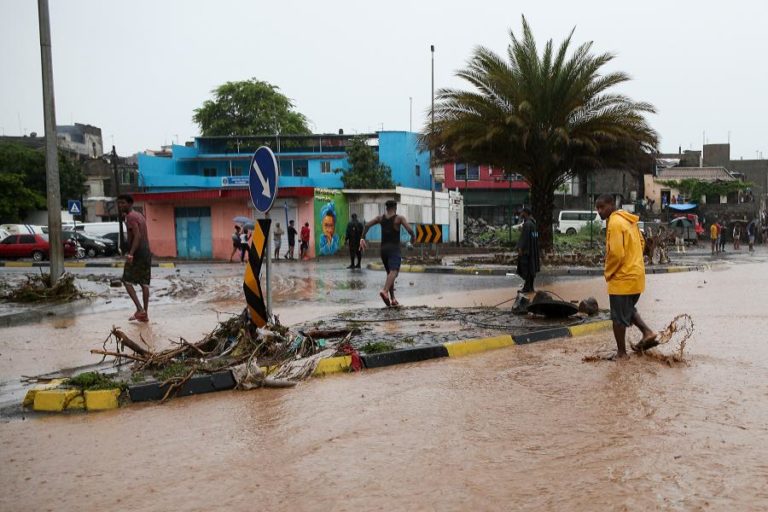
111,145,125,254
38,0,63,284
409,96,413,132
430,44,436,226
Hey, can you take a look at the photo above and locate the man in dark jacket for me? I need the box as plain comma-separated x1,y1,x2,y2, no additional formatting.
345,213,364,268
516,207,541,293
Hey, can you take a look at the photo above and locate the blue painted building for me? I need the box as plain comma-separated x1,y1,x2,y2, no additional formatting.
137,131,431,191
133,132,439,260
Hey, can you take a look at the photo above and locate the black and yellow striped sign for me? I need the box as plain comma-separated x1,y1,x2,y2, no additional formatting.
415,224,442,244
242,219,271,327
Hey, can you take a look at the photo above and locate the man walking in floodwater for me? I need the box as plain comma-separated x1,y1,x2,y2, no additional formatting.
595,194,656,359
516,207,541,293
360,199,415,307
118,194,151,322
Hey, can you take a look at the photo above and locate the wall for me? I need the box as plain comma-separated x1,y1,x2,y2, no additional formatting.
377,132,431,190
703,144,730,167
211,200,252,260
313,189,348,257
142,203,176,257
443,162,528,191
729,159,768,197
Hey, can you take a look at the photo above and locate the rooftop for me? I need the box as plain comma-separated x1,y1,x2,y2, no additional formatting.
656,167,737,182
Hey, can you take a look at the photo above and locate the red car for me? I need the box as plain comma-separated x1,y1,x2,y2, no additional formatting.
0,234,77,261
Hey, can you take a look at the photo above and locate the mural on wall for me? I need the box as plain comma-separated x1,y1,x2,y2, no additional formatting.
314,188,348,256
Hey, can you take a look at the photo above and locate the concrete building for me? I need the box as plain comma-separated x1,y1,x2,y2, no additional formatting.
56,123,103,158
133,132,456,260
644,167,739,206
441,163,528,224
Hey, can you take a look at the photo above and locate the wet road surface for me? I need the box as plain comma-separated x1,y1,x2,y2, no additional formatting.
1,251,768,510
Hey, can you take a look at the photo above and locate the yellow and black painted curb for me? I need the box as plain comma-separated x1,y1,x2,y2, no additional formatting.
366,263,711,276
0,261,175,268
314,319,614,374
23,381,122,412
21,319,612,412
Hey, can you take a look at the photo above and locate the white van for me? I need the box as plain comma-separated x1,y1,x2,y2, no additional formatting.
76,222,123,238
0,224,46,236
555,211,605,235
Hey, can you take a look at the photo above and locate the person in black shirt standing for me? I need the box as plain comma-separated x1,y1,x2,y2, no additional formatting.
345,213,364,269
360,200,415,307
516,207,541,293
285,220,297,260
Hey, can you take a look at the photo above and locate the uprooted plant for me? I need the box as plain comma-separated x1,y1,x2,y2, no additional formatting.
1,272,88,303
89,310,361,402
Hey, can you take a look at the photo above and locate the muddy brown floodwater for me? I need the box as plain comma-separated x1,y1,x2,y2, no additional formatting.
2,256,768,510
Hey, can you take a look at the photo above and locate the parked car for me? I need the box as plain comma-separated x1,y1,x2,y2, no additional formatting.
101,232,126,254
0,234,77,261
62,230,114,257
555,210,606,235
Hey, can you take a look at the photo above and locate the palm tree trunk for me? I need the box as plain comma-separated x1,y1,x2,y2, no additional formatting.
530,180,556,252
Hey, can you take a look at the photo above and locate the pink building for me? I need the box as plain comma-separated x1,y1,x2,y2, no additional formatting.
131,187,316,260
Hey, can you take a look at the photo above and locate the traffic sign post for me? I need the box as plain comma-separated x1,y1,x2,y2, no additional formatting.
247,147,279,323
67,199,81,216
68,199,82,235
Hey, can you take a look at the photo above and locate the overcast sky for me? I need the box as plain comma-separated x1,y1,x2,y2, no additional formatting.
1,0,766,159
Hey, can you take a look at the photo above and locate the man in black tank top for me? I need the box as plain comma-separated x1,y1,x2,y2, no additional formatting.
360,199,415,307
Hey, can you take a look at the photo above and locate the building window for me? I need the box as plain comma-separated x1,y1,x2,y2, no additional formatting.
415,164,421,177
203,168,217,177
455,163,466,180
321,161,332,174
278,159,309,177
455,163,479,181
293,160,308,177
280,159,293,176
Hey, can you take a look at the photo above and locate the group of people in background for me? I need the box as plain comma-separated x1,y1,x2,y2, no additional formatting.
709,218,761,254
230,219,313,263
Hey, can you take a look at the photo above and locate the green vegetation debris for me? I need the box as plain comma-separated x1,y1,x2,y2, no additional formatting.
68,371,125,391
360,341,396,354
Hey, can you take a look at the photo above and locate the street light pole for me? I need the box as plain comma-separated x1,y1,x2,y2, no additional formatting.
38,0,63,284
111,145,125,254
430,44,435,227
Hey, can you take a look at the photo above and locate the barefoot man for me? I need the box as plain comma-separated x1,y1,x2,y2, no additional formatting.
595,194,656,358
117,194,151,322
360,199,415,307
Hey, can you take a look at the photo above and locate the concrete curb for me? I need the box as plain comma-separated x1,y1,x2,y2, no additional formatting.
20,319,613,412
24,383,123,412
0,261,175,268
315,319,614,373
366,262,711,276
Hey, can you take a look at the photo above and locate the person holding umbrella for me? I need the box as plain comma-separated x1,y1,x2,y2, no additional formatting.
229,225,242,263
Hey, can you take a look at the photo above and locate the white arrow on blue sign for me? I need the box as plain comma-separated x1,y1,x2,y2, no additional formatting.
67,199,82,215
249,146,279,213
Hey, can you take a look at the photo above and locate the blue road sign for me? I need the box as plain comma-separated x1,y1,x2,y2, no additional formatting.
249,146,279,213
67,199,82,215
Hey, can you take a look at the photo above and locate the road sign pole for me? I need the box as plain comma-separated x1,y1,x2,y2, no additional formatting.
265,213,272,321
247,146,279,326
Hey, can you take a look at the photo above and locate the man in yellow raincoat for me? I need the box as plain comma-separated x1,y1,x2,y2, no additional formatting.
595,194,657,359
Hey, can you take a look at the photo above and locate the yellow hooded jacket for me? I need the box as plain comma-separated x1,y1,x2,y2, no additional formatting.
604,210,645,295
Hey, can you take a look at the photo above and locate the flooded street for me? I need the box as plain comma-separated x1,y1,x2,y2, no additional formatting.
1,254,768,510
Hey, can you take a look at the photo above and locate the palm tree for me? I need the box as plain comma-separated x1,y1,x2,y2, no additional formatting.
423,16,659,250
